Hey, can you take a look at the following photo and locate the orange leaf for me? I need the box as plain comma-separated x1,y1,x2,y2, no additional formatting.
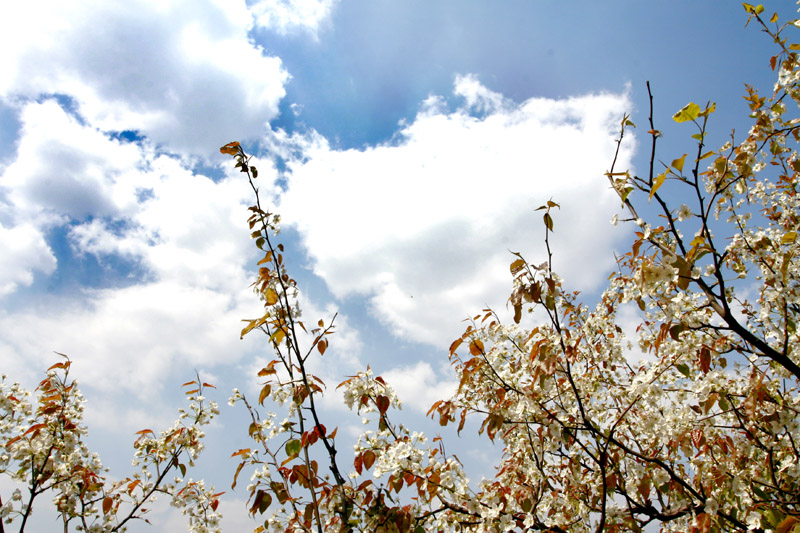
469,339,485,356
363,450,376,470
219,141,240,155
103,496,113,515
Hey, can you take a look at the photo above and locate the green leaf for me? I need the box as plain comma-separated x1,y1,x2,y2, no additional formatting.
621,186,634,202
676,364,690,378
285,439,302,458
673,102,701,123
671,154,687,173
669,324,686,341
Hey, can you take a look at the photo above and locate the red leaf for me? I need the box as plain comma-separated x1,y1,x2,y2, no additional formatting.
376,395,390,414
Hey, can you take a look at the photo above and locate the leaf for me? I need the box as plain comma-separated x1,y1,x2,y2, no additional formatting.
469,339,485,355
269,328,286,346
376,395,390,414
777,516,800,533
543,212,554,232
363,450,376,470
676,364,690,378
317,339,327,355
672,102,701,123
231,448,251,458
265,288,279,305
698,102,716,118
510,258,526,275
103,496,113,515
258,384,271,405
742,3,764,15
219,141,240,155
770,12,779,23
252,489,272,514
790,44,800,51
449,338,463,355
669,324,686,341
285,439,302,458
699,346,711,374
649,171,668,201
783,231,797,244
671,154,687,173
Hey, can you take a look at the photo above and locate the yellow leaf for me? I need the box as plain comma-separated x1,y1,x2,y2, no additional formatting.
698,102,716,117
649,171,667,201
671,154,687,173
258,384,271,405
782,231,797,244
265,288,279,305
789,44,800,51
673,102,701,123
510,258,526,275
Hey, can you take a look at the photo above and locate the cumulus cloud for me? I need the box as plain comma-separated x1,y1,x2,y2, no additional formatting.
0,98,269,395
277,77,635,348
0,0,287,155
0,223,56,296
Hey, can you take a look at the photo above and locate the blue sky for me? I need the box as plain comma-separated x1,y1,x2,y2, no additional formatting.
0,1,796,530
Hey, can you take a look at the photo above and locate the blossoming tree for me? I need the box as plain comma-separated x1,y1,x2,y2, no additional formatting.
0,356,223,531
225,4,800,533
3,3,800,533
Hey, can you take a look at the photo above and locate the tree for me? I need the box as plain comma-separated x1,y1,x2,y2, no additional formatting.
0,357,223,532
2,4,799,533
224,5,800,532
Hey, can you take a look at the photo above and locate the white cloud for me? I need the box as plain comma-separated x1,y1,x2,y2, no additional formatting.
249,0,339,37
0,98,269,397
277,77,635,348
2,100,144,223
383,361,457,414
0,0,287,155
0,223,56,295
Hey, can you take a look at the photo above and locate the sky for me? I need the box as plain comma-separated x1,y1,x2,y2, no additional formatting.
0,0,796,530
